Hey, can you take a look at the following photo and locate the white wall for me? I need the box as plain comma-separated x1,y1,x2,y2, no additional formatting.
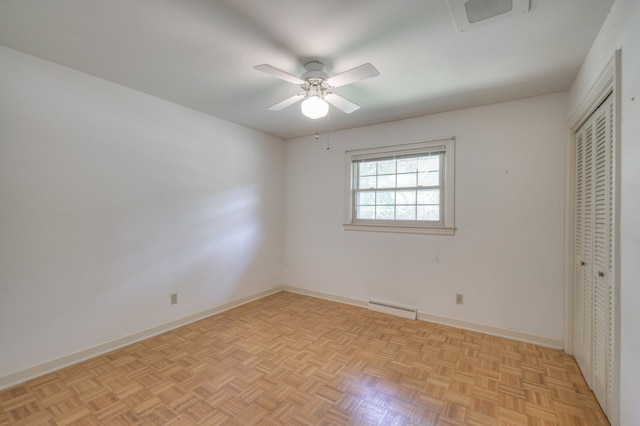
284,92,567,341
568,0,640,424
0,46,284,382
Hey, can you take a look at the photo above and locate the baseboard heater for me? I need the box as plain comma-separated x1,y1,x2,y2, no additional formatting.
368,300,417,320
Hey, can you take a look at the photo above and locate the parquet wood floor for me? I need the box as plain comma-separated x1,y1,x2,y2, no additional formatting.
0,292,609,425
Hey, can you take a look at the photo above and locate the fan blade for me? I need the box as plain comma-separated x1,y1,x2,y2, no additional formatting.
254,64,304,85
324,93,360,114
326,63,379,88
268,93,306,111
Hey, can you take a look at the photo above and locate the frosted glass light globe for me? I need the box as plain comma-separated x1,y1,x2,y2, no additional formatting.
301,96,329,119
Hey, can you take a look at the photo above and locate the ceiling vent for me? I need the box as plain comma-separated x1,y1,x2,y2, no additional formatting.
447,0,530,33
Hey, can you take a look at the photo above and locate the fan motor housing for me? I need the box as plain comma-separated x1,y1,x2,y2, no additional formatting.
301,61,328,81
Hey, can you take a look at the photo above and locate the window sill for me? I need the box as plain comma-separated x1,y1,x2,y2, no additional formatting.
343,223,456,235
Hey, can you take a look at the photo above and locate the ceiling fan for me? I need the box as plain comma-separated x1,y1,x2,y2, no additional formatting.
254,61,379,119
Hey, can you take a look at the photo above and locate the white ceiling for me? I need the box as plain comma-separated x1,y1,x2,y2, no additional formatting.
0,0,614,140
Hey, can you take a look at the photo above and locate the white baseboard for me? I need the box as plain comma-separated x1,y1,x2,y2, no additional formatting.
417,312,563,349
282,285,367,308
2,285,564,391
283,285,563,349
0,286,283,391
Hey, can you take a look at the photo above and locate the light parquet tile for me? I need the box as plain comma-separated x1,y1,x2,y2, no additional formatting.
0,292,609,425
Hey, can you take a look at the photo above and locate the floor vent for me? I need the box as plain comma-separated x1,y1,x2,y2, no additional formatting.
368,300,417,320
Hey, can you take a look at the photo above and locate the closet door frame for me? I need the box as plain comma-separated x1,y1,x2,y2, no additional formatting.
565,50,620,425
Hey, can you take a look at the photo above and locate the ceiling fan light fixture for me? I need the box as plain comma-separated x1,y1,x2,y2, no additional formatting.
255,61,378,118
301,96,329,119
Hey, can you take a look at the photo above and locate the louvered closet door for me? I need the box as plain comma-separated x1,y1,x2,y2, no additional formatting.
573,93,614,415
573,126,592,384
591,96,614,410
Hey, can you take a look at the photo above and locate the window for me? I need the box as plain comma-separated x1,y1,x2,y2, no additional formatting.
344,138,455,235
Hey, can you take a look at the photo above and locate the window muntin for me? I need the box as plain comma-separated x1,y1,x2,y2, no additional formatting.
344,138,455,235
353,151,444,224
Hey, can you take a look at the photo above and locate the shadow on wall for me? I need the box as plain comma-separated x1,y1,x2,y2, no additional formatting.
109,186,264,312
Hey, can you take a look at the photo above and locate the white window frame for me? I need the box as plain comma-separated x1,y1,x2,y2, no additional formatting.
343,138,455,235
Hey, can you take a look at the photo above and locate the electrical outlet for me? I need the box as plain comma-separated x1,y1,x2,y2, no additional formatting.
170,293,178,305
455,293,463,305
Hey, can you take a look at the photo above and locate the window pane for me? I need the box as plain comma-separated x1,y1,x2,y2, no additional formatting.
397,173,417,187
417,189,440,204
396,190,416,205
376,191,395,205
348,139,453,231
377,160,396,175
377,174,396,188
417,205,440,221
397,158,417,173
396,206,416,220
376,206,394,219
418,156,440,172
357,206,375,220
359,162,377,176
357,191,375,206
359,176,376,189
418,171,439,186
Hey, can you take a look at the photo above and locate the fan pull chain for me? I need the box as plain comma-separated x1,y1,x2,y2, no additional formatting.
325,110,330,150
313,114,330,150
